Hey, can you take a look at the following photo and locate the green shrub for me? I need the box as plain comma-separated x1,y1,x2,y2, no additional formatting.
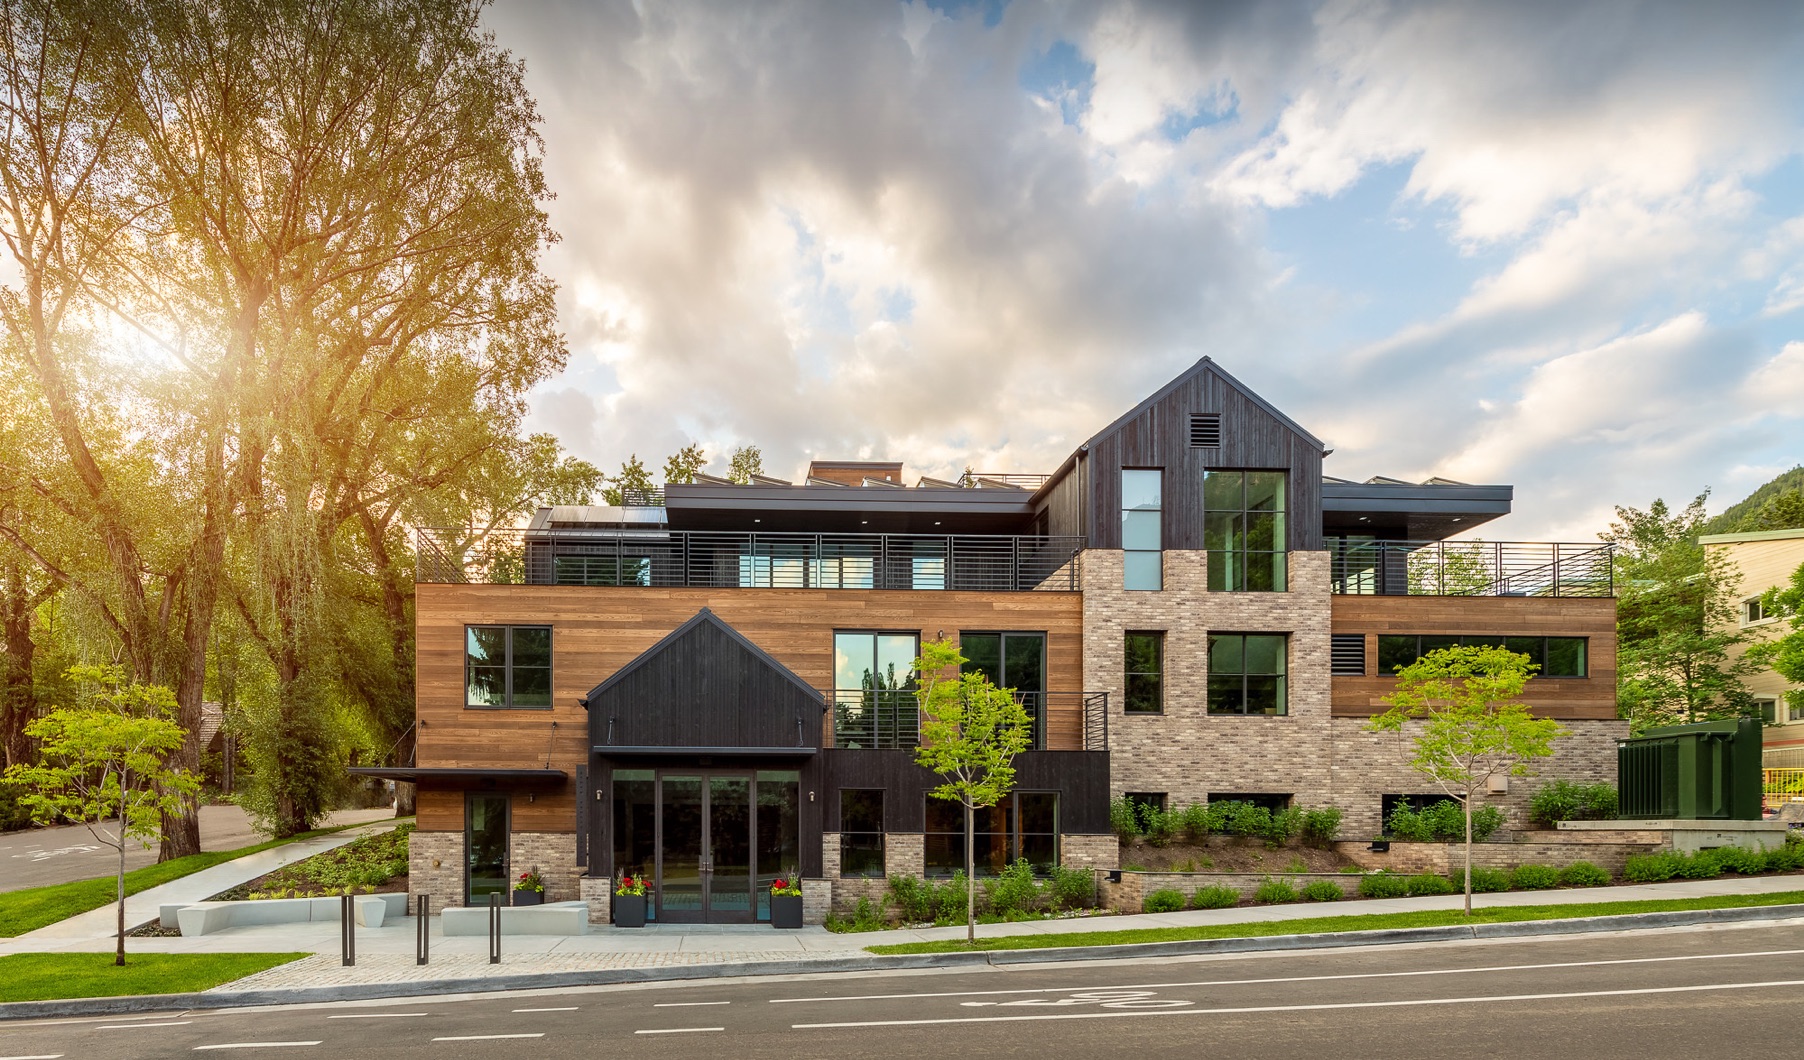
1143,888,1186,913
886,874,933,923
1706,845,1766,875
1300,880,1344,902
935,872,974,921
1767,834,1804,871
1674,851,1723,880
1357,872,1409,899
1048,866,1096,910
1253,878,1299,904
1404,873,1455,896
1109,797,1141,841
1179,803,1214,841
1385,800,1504,842
1527,781,1619,828
0,780,34,833
1147,808,1182,847
1623,851,1685,882
1509,863,1561,890
1264,807,1303,846
1300,807,1343,847
849,897,884,930
1453,866,1512,893
986,859,1041,917
1222,801,1272,839
1192,885,1240,909
1557,861,1611,887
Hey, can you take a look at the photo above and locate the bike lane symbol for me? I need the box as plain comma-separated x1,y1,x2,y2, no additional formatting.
961,991,1193,1010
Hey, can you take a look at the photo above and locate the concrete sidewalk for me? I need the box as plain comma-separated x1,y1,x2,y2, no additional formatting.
6,818,407,944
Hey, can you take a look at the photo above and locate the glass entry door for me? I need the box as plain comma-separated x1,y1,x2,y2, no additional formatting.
656,773,754,923
466,793,510,904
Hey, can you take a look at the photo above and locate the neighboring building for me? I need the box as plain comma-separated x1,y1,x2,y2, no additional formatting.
1701,527,1804,768
363,358,1621,923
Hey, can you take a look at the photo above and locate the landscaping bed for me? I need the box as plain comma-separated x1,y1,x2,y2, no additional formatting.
209,824,412,901
1120,835,1358,874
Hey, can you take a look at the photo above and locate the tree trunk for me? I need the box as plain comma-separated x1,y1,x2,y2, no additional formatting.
116,805,127,967
965,801,976,944
0,565,36,769
1463,795,1474,917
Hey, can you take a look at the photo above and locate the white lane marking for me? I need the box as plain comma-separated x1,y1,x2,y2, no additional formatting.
324,1013,427,1019
793,977,1804,1029
0,1054,66,1059
653,1001,731,1007
635,1027,725,1035
100,1021,194,1029
512,1007,578,1013
431,1034,545,1042
192,1044,322,1051
768,946,1804,1004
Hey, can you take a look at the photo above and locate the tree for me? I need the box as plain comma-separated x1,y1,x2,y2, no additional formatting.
1752,560,1804,718
1367,645,1564,915
1604,495,1755,731
4,666,198,964
601,454,654,505
663,444,707,484
727,445,764,485
911,638,1031,943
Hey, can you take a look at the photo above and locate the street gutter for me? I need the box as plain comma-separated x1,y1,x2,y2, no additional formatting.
4,902,1801,1022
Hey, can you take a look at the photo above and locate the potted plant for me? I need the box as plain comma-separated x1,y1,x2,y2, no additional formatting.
513,868,545,906
769,873,803,929
614,871,648,927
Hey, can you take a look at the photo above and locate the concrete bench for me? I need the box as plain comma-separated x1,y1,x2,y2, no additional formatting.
441,900,590,937
170,893,407,936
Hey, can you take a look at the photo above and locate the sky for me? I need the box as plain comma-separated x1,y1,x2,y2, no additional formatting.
483,0,1804,541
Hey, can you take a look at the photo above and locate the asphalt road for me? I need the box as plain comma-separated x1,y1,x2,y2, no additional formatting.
5,921,1804,1058
0,807,399,893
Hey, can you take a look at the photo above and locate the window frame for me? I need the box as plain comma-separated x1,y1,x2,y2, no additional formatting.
1203,469,1288,593
1121,468,1163,591
1373,634,1589,679
838,788,886,878
464,624,554,710
923,791,1060,877
1124,631,1164,714
1206,632,1289,716
1744,597,1770,625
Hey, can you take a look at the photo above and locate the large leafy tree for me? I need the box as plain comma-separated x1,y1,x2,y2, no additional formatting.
1368,645,1564,915
1604,495,1755,731
1752,561,1804,718
912,638,1031,944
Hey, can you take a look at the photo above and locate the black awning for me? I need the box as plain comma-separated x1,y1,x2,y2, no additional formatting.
347,766,567,786
591,745,817,757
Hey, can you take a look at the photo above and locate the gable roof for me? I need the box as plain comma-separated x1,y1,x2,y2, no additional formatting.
582,607,820,705
1083,355,1326,452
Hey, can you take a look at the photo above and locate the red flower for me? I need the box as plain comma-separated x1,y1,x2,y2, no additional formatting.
773,878,788,889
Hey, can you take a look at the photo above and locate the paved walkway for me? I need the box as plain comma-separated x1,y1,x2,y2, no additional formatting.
6,818,407,944
0,806,399,893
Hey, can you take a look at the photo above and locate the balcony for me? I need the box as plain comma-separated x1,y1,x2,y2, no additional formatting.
416,527,1084,591
825,689,1110,752
1329,540,1614,597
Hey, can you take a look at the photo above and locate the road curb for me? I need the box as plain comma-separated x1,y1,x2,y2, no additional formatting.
5,902,1802,1022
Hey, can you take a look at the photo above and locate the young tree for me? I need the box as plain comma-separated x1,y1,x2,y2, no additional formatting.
1367,645,1564,915
911,639,1031,943
601,455,655,505
1605,495,1755,731
663,444,707,484
4,666,199,964
726,445,765,485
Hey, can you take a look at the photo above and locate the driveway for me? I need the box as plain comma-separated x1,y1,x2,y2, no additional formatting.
0,804,401,893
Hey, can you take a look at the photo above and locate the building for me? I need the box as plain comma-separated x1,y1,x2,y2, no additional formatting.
1701,527,1804,768
364,358,1621,923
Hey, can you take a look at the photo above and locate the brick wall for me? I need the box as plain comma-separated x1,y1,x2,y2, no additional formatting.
802,879,832,924
1099,871,1358,912
512,832,580,902
1063,833,1119,871
886,832,925,876
408,830,462,911
1333,836,1666,876
578,875,612,924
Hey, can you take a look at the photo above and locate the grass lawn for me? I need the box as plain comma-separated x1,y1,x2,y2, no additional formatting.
0,952,307,1003
867,889,1804,955
0,820,402,939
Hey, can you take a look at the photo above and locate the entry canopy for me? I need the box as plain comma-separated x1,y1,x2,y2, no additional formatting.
585,608,825,754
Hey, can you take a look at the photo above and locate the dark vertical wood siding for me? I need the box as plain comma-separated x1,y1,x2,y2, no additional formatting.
1084,363,1324,552
821,750,1111,834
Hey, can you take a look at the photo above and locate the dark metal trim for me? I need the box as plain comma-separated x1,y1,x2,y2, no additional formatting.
591,745,819,757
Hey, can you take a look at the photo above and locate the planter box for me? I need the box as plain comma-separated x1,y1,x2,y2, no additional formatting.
770,893,804,929
512,889,544,906
614,893,647,927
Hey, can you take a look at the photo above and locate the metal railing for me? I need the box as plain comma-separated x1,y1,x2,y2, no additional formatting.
417,528,1084,591
958,471,1051,490
825,689,1109,752
1328,540,1614,597
1765,767,1804,811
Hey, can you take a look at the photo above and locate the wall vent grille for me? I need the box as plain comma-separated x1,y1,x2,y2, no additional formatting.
1330,634,1367,676
1189,413,1223,448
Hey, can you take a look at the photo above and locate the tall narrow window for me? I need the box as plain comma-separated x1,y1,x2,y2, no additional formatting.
1121,469,1163,591
1124,632,1163,714
1203,470,1287,591
961,632,1046,748
1207,633,1288,716
465,626,552,708
839,790,885,877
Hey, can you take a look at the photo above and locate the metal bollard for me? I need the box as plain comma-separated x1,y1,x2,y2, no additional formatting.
488,891,501,965
416,894,430,966
341,893,355,967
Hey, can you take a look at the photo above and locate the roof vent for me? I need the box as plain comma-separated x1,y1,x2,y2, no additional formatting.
1189,413,1222,449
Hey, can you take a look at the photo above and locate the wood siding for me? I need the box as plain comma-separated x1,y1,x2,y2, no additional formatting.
1329,595,1618,719
414,584,1088,833
1081,363,1325,553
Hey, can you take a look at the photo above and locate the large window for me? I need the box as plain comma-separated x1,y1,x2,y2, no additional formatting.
924,792,1059,876
1121,469,1163,591
832,631,919,748
1207,633,1288,715
1124,632,1163,714
465,626,552,708
1204,470,1287,592
1375,635,1588,678
961,632,1046,747
839,790,885,877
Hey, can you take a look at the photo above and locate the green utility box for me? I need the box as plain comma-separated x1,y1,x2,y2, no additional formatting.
1617,718,1764,820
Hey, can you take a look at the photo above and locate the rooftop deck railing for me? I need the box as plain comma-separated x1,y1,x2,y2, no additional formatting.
1329,540,1614,597
416,527,1084,591
826,689,1109,752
